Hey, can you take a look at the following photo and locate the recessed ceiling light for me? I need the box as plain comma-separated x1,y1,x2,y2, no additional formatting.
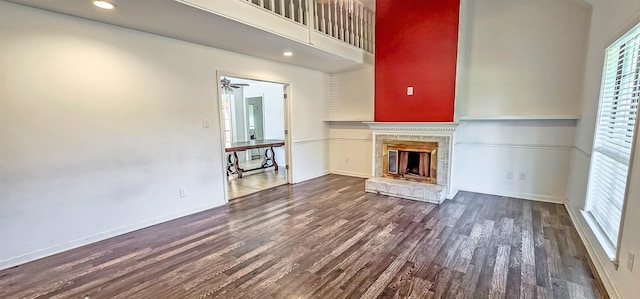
93,1,116,10
283,51,293,57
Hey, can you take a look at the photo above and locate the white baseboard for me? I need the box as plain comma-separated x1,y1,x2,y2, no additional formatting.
329,170,371,178
0,203,218,271
447,188,460,200
292,170,331,184
457,187,564,203
564,201,621,299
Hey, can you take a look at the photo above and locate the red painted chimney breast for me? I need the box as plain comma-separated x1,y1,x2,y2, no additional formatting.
375,0,460,122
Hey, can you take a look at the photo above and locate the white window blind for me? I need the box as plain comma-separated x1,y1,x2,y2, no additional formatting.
585,22,640,249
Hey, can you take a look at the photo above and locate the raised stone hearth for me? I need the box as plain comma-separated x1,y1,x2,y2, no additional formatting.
365,177,446,204
364,122,458,204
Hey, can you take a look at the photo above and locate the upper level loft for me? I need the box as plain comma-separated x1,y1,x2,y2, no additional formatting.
7,0,375,73
238,0,375,53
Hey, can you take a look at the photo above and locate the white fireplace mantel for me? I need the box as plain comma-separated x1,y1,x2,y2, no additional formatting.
364,122,459,134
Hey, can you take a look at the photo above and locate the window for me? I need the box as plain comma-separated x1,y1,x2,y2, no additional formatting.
221,93,234,144
585,22,640,257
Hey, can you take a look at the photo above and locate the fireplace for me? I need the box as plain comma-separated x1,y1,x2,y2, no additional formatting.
365,122,458,204
383,141,437,183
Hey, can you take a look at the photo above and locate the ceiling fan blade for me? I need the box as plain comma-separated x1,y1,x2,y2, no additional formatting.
221,76,250,90
230,84,249,88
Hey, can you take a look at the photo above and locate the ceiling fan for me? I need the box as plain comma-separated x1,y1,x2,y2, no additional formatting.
220,77,249,92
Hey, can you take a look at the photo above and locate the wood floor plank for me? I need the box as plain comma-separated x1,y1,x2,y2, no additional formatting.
490,245,511,298
0,175,608,299
360,257,407,299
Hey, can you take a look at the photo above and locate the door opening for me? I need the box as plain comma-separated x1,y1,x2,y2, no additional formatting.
245,96,264,160
217,75,290,200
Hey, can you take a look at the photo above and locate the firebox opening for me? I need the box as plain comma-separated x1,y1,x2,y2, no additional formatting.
398,151,431,179
382,140,438,184
406,152,427,176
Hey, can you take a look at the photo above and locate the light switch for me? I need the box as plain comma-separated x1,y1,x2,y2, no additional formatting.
203,118,210,128
407,87,414,96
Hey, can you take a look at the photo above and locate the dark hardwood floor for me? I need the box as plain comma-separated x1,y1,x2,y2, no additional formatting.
0,175,606,298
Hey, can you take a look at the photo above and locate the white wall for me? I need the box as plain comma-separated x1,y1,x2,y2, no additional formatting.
0,2,328,269
453,120,576,202
565,1,640,298
329,123,372,178
452,0,592,203
456,0,591,117
326,67,374,177
326,67,374,121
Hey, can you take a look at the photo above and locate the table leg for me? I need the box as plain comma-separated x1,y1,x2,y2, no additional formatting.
261,146,279,171
226,153,235,176
226,151,245,178
234,152,245,178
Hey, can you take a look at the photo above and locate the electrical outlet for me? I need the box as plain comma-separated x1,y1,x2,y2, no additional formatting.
519,173,526,180
180,187,187,197
506,171,513,179
628,251,635,271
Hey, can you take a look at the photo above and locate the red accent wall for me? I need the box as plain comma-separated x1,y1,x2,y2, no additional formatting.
375,0,460,122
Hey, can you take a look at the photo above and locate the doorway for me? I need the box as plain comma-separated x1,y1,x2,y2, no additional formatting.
218,75,290,200
245,96,264,160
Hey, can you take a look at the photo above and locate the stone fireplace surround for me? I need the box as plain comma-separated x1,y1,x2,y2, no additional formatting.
364,122,458,204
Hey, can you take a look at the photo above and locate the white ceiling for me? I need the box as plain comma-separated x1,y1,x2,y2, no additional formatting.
4,0,374,73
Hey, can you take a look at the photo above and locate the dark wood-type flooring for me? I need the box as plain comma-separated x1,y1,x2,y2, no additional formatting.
0,175,607,298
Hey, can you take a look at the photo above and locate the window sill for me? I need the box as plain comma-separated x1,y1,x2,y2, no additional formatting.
580,210,617,262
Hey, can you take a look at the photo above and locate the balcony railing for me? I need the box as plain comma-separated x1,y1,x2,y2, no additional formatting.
243,0,375,53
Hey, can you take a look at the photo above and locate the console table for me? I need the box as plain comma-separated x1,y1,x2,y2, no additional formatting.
225,139,285,178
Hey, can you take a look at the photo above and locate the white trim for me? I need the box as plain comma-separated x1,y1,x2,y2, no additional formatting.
573,146,592,158
216,71,231,204
292,170,331,184
364,122,459,132
580,210,617,260
457,188,565,204
0,203,218,271
283,85,293,184
564,201,622,299
293,138,328,144
324,119,372,123
455,142,573,151
329,137,373,142
447,188,460,200
330,170,371,178
459,115,580,121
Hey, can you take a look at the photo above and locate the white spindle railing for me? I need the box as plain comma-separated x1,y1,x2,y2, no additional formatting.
242,0,374,53
279,0,285,16
319,3,325,32
313,0,373,53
